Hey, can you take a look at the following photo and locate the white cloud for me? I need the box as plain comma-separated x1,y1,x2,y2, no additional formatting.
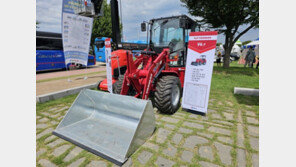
36,0,258,42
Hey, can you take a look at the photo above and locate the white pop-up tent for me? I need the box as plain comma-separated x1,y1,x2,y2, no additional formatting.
244,38,259,48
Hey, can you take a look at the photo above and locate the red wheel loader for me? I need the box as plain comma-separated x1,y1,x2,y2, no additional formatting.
53,0,198,165
98,15,198,114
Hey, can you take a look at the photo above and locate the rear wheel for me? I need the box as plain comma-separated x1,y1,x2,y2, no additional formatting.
154,75,181,114
113,75,124,94
113,75,136,95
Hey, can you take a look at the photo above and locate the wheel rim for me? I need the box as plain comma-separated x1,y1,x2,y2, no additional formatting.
171,84,180,107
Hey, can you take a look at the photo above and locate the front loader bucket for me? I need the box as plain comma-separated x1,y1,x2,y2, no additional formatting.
53,89,155,165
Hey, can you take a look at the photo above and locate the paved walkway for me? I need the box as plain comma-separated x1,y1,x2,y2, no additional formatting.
36,98,259,167
36,63,106,81
36,63,106,96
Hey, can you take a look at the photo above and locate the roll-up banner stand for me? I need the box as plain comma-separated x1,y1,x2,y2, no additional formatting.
105,38,113,93
182,31,218,114
62,0,93,66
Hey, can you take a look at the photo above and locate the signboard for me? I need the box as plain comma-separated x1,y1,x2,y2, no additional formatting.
182,31,218,113
105,38,113,93
62,0,93,66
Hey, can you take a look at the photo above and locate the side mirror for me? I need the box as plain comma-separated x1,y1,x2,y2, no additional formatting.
141,22,146,32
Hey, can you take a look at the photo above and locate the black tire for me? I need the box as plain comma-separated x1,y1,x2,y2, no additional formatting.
112,75,136,95
113,75,124,94
154,75,181,114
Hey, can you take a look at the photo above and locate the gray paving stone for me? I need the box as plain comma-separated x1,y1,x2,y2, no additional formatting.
44,135,57,143
178,127,193,134
207,109,217,114
213,120,233,126
172,133,183,145
163,143,177,157
37,124,48,129
176,112,186,117
137,151,153,164
51,121,58,125
64,147,83,162
155,156,175,167
161,117,180,123
164,124,176,130
37,128,53,140
41,112,52,117
237,123,244,148
58,116,64,120
48,107,59,112
183,121,204,129
173,115,184,120
237,148,246,167
223,112,233,120
250,137,259,151
188,114,198,119
199,161,220,167
38,159,57,167
52,113,61,118
37,148,46,158
252,153,259,167
245,111,256,117
211,113,222,119
214,142,232,165
86,161,107,167
225,109,235,113
208,126,231,135
181,150,193,163
39,117,49,123
197,132,214,138
47,139,64,148
143,142,159,150
217,136,233,144
198,146,214,161
226,101,234,106
247,117,259,124
52,145,71,157
53,106,69,113
67,157,85,167
183,135,208,148
248,125,259,137
156,128,171,143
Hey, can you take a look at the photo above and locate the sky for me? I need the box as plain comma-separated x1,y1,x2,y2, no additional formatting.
36,0,259,43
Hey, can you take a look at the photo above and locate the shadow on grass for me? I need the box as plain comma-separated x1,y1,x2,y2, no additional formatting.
234,94,259,106
213,67,259,77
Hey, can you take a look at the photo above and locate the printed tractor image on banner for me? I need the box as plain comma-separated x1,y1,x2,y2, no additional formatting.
182,31,218,113
191,55,207,66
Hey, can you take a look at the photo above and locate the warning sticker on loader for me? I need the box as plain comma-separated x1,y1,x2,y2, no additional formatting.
182,31,217,113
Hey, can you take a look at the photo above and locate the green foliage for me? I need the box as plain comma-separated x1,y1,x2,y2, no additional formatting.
91,0,122,45
242,40,252,46
181,0,259,68
36,20,40,29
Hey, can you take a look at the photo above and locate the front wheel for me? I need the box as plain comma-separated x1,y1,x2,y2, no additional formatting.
153,75,181,114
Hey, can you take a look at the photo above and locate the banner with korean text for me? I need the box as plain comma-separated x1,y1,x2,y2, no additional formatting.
182,31,218,113
62,0,93,66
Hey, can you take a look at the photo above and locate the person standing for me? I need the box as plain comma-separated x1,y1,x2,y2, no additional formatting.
244,46,256,68
216,50,222,67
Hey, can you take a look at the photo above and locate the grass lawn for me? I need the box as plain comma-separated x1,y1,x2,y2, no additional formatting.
36,61,259,167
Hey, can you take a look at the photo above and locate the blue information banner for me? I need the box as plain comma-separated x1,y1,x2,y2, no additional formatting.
62,0,93,66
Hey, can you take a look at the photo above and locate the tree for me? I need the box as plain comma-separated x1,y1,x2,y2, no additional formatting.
181,0,259,67
91,0,122,45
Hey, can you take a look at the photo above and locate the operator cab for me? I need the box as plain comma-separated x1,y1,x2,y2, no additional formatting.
145,15,198,67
